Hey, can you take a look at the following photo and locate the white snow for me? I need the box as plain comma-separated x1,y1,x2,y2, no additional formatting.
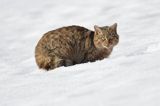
0,0,160,106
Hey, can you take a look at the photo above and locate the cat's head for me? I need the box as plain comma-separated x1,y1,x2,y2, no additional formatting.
93,23,119,49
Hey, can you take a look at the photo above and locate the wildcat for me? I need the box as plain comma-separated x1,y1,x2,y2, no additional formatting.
35,23,119,70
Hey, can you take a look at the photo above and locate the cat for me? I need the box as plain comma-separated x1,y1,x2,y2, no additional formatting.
35,23,119,70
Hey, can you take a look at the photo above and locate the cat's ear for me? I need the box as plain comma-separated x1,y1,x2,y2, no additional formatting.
94,25,103,35
109,23,117,31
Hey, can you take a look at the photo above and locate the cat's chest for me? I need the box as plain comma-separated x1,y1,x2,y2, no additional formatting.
86,48,113,61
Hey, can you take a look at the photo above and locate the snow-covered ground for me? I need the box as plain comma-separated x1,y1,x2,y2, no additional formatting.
0,0,160,105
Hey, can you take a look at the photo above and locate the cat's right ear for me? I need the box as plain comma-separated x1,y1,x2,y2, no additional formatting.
94,25,103,35
109,23,117,31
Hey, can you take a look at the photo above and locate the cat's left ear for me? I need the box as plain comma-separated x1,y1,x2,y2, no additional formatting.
94,25,103,35
109,23,117,31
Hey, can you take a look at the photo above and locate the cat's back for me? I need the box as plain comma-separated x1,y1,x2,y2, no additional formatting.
35,25,89,60
44,25,89,39
36,25,89,52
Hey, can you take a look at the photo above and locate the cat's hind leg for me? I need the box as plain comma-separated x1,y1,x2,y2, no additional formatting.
64,59,73,66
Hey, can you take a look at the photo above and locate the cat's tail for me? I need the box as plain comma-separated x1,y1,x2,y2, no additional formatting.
35,49,52,70
35,47,64,70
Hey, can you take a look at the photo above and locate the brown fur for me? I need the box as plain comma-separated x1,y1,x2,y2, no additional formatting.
35,23,119,70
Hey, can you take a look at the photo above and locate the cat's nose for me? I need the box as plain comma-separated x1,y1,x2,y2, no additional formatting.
116,36,119,41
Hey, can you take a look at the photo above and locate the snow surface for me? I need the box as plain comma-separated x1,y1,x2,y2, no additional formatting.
0,0,160,106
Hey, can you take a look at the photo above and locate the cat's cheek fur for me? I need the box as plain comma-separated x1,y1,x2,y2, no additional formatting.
94,40,102,48
102,40,109,47
94,40,108,49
